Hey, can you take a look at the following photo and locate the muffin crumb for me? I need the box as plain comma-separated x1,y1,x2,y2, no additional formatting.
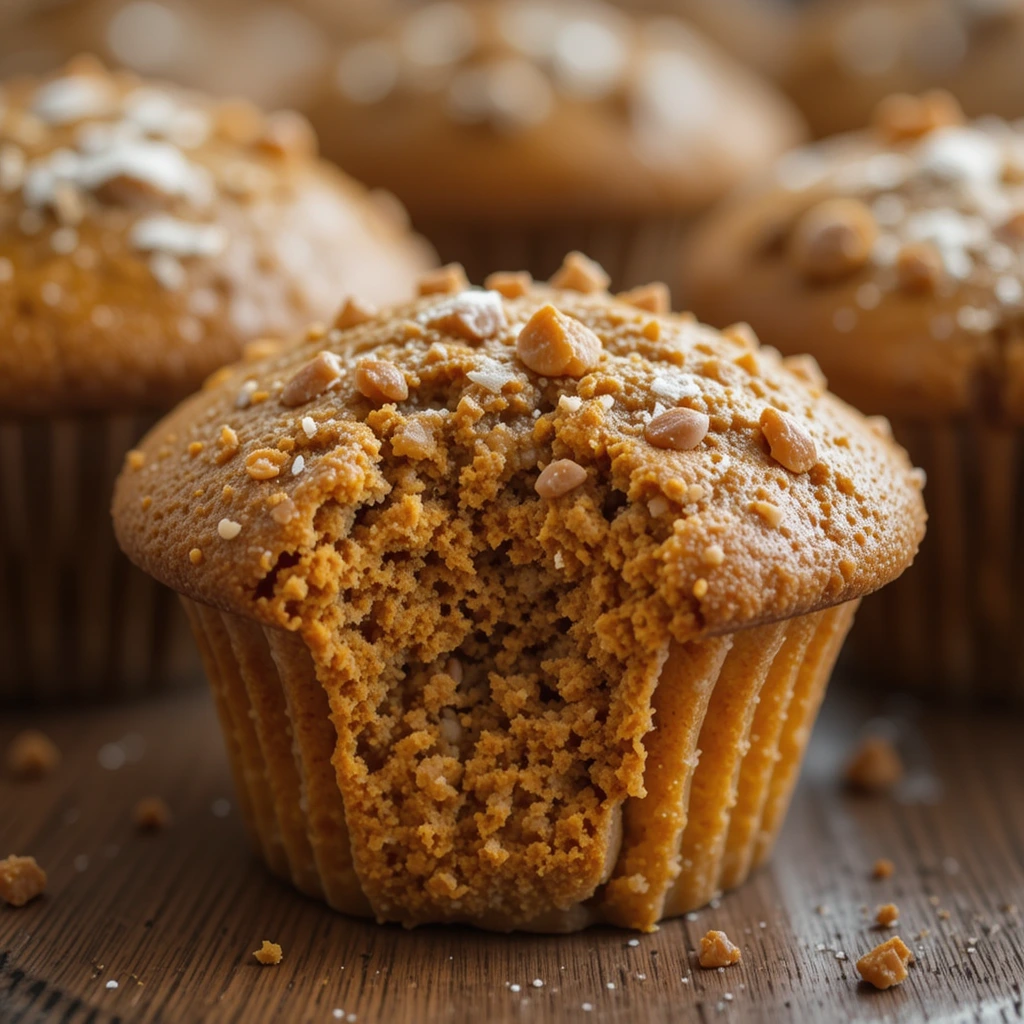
791,198,877,283
876,903,900,928
759,408,818,473
535,459,588,499
133,796,173,832
550,251,609,293
844,736,904,794
485,270,532,298
516,305,602,377
699,930,741,969
644,409,710,451
856,936,913,990
335,296,377,329
872,858,895,880
418,263,469,296
6,730,60,780
253,940,283,965
0,855,47,907
618,282,669,314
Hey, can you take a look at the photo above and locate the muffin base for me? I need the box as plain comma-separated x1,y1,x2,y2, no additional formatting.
0,413,203,703
184,597,857,932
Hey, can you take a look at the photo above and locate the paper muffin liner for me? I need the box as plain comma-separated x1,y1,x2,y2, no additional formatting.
0,413,203,703
183,597,857,932
416,214,695,294
850,417,1024,704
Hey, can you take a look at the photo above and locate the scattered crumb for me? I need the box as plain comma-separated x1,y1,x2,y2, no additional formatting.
0,855,47,907
133,796,173,832
938,909,951,921
5,730,60,780
872,858,895,880
844,736,904,793
699,930,742,969
856,936,913,990
876,903,900,928
253,940,283,965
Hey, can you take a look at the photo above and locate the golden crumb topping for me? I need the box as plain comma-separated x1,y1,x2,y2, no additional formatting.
698,929,742,968
0,855,46,907
856,936,913,990
5,729,60,780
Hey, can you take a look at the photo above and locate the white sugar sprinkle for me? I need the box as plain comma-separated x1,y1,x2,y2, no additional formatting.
627,939,640,947
301,416,317,438
292,455,306,476
218,518,242,540
531,978,544,988
509,984,521,993
105,980,118,990
558,394,582,413
131,214,227,257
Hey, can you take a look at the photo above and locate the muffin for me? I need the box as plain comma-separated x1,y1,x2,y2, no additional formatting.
303,0,806,289
681,92,1024,701
0,57,433,702
113,253,925,931
783,0,1024,138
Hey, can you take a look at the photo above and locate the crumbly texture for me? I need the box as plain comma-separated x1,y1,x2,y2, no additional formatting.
698,929,742,968
5,729,60,780
844,736,904,794
681,98,1024,423
133,796,173,832
115,257,925,929
856,935,913,990
872,857,895,880
876,902,900,927
0,57,433,415
0,854,46,906
253,940,283,965
304,0,805,223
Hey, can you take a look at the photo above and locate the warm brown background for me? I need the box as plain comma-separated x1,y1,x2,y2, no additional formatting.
1,683,1022,1024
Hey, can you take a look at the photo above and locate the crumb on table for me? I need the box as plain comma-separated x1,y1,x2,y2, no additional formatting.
844,736,904,794
876,903,900,927
0,855,47,907
5,730,60,780
872,858,895,879
856,936,913,989
698,930,742,968
133,797,173,832
253,940,283,965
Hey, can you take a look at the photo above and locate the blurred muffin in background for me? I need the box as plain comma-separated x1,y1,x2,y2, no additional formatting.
783,0,1024,138
304,0,806,289
680,91,1024,703
0,57,433,703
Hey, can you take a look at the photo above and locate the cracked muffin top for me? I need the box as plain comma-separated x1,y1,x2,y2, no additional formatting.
0,56,434,415
113,252,926,644
304,0,806,223
681,93,1024,423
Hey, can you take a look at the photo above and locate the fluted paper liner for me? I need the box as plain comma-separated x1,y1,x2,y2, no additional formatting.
185,597,857,931
0,414,203,702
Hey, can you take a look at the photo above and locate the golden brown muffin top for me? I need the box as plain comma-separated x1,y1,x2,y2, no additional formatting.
304,0,806,223
114,252,925,644
681,94,1024,422
783,0,1024,138
0,57,434,415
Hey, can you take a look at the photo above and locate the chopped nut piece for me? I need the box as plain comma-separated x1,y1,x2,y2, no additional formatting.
722,322,759,349
844,736,904,794
485,270,531,298
876,903,900,928
896,242,944,294
618,282,669,314
791,199,878,283
760,408,818,473
516,305,602,377
751,500,784,528
856,936,913,990
189,548,204,566
280,351,343,407
782,354,827,390
698,930,741,968
644,408,710,451
356,360,409,404
253,940,283,965
535,459,588,499
6,730,60,780
133,796,172,832
256,110,317,159
218,518,242,540
245,448,289,481
0,855,46,906
874,90,963,144
334,296,377,329
550,251,610,293
418,263,468,296
701,544,725,567
126,449,145,471
872,858,895,880
426,291,507,341
219,425,239,449
692,578,709,599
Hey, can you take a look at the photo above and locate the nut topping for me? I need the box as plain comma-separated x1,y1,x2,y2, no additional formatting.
335,296,377,329
484,270,531,298
873,90,963,144
355,359,409,404
618,282,670,314
535,459,588,499
418,263,469,296
550,252,610,293
425,291,507,341
759,408,818,473
644,408,709,451
280,351,343,407
516,305,602,377
791,198,878,283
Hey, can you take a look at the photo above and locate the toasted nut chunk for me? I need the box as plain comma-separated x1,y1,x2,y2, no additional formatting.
644,408,710,451
791,198,877,283
256,110,317,159
426,291,507,341
618,282,669,314
896,241,944,294
698,930,741,968
873,858,895,879
550,251,610,293
418,263,469,296
280,351,343,407
535,459,588,499
874,90,963,144
6,730,60,780
0,855,46,907
516,305,602,377
245,448,289,481
856,936,913,990
189,548,204,565
844,736,904,793
392,419,435,460
723,322,759,349
133,796,173,832
126,449,145,471
876,903,900,927
356,359,409,404
760,408,818,473
253,940,283,965
751,500,784,528
701,544,725,567
334,296,377,329
485,270,531,298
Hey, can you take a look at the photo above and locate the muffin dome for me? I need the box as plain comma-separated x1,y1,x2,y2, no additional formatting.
0,57,434,414
114,255,924,931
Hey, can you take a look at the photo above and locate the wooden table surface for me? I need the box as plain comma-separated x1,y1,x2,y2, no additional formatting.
1,679,1022,1024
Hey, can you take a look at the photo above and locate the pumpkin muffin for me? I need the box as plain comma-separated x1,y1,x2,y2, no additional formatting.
303,0,806,290
783,0,1024,138
113,253,925,931
681,92,1024,701
0,57,433,702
